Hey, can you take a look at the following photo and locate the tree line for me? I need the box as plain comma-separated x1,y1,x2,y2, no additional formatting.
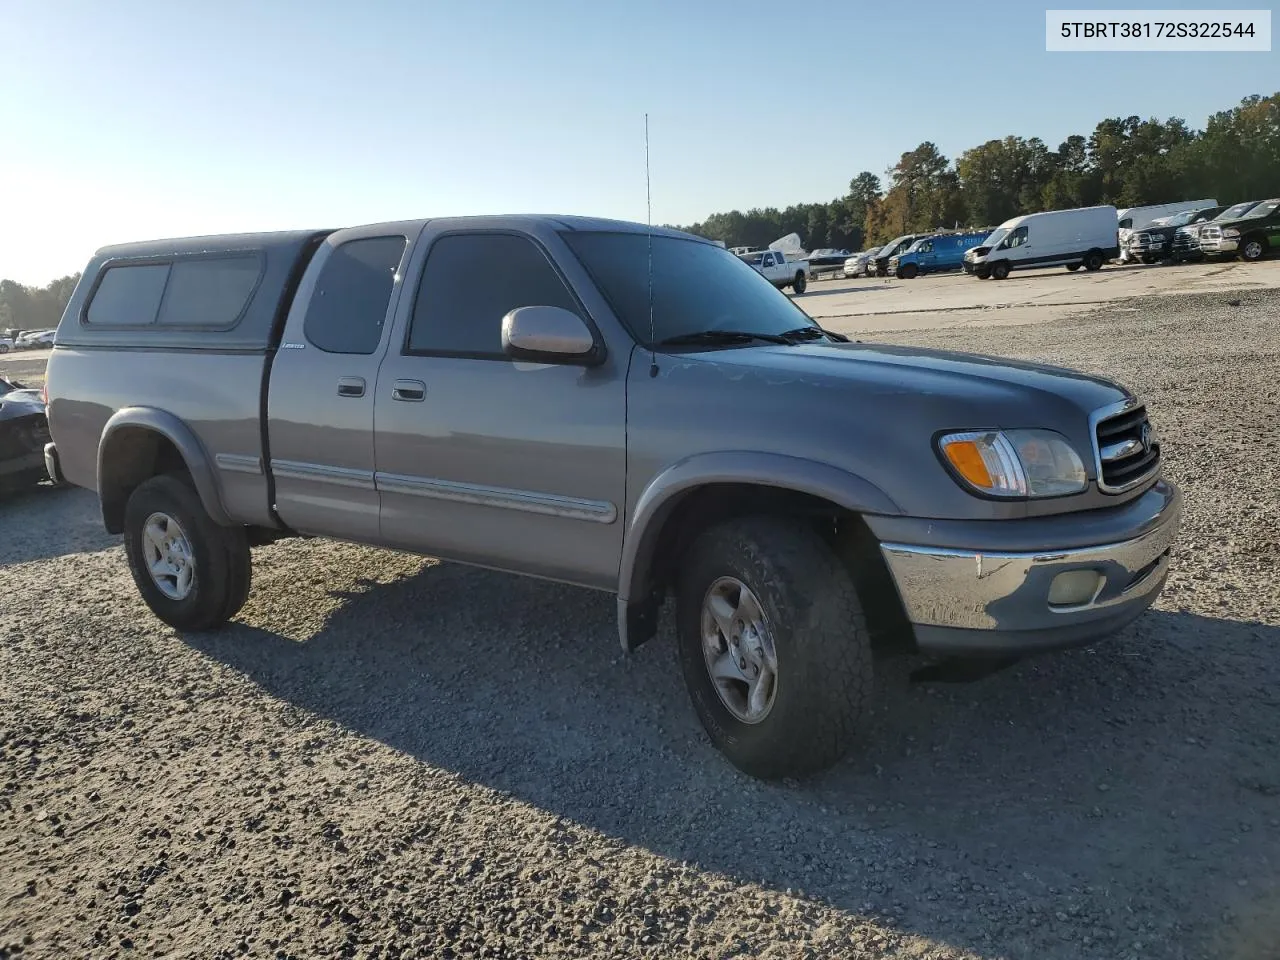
671,92,1280,252
1,275,81,335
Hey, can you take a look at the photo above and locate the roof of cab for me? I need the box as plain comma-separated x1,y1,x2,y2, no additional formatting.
92,216,706,260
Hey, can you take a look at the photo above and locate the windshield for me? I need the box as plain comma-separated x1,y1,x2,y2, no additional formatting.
983,227,1010,248
1240,199,1279,219
1163,210,1201,227
563,232,813,346
1217,201,1258,220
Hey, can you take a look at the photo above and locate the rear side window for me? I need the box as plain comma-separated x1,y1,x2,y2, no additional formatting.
406,233,580,358
85,255,263,328
157,256,261,327
303,236,407,355
85,264,170,326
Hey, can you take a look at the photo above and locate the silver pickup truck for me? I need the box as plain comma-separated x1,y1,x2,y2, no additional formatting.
44,216,1181,778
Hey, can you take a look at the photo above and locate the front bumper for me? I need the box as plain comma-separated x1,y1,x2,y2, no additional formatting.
1200,237,1238,254
1128,239,1166,257
872,480,1182,656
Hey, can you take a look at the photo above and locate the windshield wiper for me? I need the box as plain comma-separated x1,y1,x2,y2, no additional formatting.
658,330,792,346
778,325,851,343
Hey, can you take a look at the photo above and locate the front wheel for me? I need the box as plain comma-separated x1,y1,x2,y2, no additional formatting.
901,263,919,280
123,473,252,631
675,516,873,779
990,260,1011,280
1241,237,1266,262
1066,262,1081,271
792,272,807,294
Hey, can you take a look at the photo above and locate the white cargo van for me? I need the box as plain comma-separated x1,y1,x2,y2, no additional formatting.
963,206,1120,280
1117,199,1217,261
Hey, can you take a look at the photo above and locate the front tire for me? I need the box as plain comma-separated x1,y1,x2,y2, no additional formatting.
901,263,919,279
123,473,252,631
1241,237,1266,262
675,516,873,780
990,260,1011,281
792,272,807,294
1066,262,1081,271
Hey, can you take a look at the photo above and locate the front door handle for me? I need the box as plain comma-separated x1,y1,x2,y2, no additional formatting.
392,379,426,402
337,377,366,398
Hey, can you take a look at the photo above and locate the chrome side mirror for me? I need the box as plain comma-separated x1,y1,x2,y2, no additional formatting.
501,306,603,365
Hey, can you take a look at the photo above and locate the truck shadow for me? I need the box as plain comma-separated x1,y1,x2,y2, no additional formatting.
180,556,1280,959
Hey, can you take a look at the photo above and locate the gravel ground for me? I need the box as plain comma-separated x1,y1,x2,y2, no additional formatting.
2,289,1278,959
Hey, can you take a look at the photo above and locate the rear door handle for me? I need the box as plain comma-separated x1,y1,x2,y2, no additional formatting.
392,379,426,402
337,377,366,398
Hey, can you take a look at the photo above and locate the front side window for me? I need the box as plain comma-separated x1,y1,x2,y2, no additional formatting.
406,233,581,357
1000,226,1029,250
303,236,406,355
562,231,813,346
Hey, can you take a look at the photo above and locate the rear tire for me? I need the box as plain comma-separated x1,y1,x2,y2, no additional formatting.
1084,250,1104,271
792,272,807,294
123,473,252,631
1066,263,1081,271
990,260,1011,281
675,516,873,780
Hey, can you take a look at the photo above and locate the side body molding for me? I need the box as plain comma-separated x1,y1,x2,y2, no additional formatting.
97,407,232,529
616,451,902,651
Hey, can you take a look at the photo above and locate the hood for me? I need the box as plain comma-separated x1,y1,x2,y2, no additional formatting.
680,337,1121,409
0,392,46,422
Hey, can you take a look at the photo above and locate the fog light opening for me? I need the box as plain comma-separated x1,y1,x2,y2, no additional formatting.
1048,569,1104,609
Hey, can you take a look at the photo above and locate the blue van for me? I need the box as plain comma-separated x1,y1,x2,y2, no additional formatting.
890,231,990,279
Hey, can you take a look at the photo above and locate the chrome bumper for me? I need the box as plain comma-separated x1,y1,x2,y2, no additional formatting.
1201,238,1238,253
879,485,1181,653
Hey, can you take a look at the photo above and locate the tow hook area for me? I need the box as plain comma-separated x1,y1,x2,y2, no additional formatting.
909,657,1020,684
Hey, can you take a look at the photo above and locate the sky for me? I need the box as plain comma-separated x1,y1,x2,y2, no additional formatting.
1,0,1276,285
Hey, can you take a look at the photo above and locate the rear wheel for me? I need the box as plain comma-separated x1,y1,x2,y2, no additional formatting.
792,272,807,294
1084,250,1104,271
1241,237,1266,262
990,260,1011,281
1065,262,1082,271
675,516,873,779
123,473,252,631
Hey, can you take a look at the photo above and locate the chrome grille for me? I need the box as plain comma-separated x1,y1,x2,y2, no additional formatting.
1093,401,1160,493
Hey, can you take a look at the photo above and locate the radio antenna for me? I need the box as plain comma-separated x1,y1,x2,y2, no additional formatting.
646,113,658,378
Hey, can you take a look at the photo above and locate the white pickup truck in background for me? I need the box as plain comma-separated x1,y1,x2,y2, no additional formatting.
738,249,810,293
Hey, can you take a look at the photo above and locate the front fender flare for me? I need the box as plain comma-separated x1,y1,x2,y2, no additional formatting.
97,407,231,529
616,451,901,650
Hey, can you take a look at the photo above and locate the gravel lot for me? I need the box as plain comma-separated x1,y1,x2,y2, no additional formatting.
2,288,1278,959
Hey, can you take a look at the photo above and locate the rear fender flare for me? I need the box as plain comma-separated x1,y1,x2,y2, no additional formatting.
97,407,230,530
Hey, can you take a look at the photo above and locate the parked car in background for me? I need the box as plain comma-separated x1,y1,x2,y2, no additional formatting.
1198,198,1280,262
1128,206,1227,263
0,377,51,492
1170,201,1260,262
808,249,852,277
0,336,13,355
890,231,990,278
738,248,811,293
1117,199,1217,262
964,206,1120,280
843,248,881,278
869,235,922,277
15,330,57,349
43,214,1180,779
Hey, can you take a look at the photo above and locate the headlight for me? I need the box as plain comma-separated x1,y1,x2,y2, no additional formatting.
938,429,1087,498
1222,228,1240,238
